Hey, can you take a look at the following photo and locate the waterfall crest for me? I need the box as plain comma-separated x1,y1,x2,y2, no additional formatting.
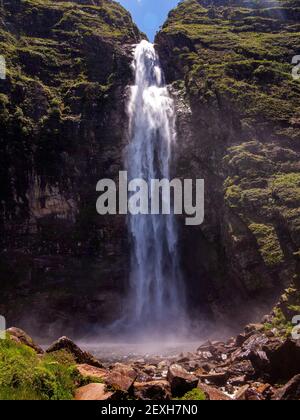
125,40,186,333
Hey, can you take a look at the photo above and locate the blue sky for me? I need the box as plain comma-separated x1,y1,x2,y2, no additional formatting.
118,0,180,41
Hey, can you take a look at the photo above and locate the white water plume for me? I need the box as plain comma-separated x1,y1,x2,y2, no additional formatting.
125,40,186,333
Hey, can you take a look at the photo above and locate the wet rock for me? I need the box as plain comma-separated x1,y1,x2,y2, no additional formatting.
143,365,157,376
228,376,247,386
273,375,300,400
133,380,171,400
265,338,300,382
167,364,199,397
6,327,44,354
46,336,102,368
198,371,229,386
157,360,170,370
235,333,249,347
227,360,255,379
198,383,232,401
231,333,269,363
234,385,250,400
75,383,114,401
244,324,264,335
77,364,108,380
105,363,137,392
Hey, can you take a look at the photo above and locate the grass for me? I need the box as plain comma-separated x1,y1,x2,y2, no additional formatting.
0,337,82,400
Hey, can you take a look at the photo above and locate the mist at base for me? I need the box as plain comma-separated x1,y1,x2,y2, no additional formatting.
72,318,241,363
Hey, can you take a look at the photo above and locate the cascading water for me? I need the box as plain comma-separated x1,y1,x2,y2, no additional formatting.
125,40,186,333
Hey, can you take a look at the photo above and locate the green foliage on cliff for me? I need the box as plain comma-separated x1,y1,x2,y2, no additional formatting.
159,0,300,135
0,0,141,252
158,0,300,294
0,337,82,400
249,223,284,266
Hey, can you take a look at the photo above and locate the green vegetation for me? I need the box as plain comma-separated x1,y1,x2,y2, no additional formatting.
249,223,284,266
158,0,300,294
176,388,206,401
0,337,83,400
159,0,300,137
264,287,300,336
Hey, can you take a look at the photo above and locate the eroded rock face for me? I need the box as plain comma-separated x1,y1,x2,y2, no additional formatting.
0,0,143,336
156,0,300,324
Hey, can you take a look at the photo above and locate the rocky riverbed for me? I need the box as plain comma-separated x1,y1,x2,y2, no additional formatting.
5,324,300,400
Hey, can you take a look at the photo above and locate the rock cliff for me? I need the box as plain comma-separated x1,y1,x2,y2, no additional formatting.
156,0,300,326
0,0,142,336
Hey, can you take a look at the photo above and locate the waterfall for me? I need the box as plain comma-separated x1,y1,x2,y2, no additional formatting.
125,40,185,333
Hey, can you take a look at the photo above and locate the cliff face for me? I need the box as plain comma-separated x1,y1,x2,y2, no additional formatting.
156,0,300,325
0,0,142,336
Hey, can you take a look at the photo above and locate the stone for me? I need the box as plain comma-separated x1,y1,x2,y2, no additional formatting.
143,365,157,376
75,383,113,401
228,376,247,386
227,360,255,379
273,375,300,400
105,363,137,392
167,364,199,397
133,380,171,400
244,324,264,334
265,338,300,382
77,364,108,380
234,385,250,401
197,383,232,401
46,336,102,368
197,371,229,386
7,327,44,354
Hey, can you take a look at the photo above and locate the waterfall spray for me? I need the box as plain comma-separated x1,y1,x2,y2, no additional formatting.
125,40,186,333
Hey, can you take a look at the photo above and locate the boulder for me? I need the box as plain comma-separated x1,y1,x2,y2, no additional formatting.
197,383,232,401
75,383,113,401
105,363,137,392
197,371,229,386
234,385,250,401
273,375,300,400
46,336,102,368
133,380,171,400
77,364,108,380
7,327,44,354
167,364,198,397
264,338,300,382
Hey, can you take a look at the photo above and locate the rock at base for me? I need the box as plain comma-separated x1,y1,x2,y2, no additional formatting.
75,383,113,401
77,364,108,380
273,375,300,400
197,383,232,401
105,363,137,392
133,381,171,400
7,327,44,354
46,336,102,367
167,364,198,397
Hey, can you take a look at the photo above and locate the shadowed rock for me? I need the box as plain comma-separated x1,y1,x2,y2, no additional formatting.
273,375,300,400
46,336,102,368
7,327,44,354
167,364,198,397
133,381,171,400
